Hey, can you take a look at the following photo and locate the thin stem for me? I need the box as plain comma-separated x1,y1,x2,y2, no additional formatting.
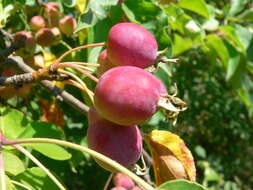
0,153,6,190
103,173,113,190
61,62,100,67
60,40,72,50
58,63,95,73
65,80,86,91
60,70,94,102
10,180,32,190
70,66,98,83
13,145,66,190
53,42,106,68
4,138,155,190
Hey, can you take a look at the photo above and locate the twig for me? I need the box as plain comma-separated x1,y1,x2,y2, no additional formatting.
0,72,70,86
10,180,32,190
5,56,89,115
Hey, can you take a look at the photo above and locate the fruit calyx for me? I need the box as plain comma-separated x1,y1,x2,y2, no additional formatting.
157,89,187,125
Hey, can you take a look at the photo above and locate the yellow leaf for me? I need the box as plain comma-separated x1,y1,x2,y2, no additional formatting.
144,130,196,185
76,0,88,14
42,50,56,67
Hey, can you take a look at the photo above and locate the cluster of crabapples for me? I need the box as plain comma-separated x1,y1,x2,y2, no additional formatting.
87,23,180,177
14,2,77,65
0,2,77,99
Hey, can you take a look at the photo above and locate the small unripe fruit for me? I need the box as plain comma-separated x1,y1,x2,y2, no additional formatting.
94,66,167,126
14,31,36,58
87,108,142,171
59,15,77,36
113,173,135,190
35,27,61,46
30,16,46,31
107,22,158,68
96,49,115,77
45,2,60,27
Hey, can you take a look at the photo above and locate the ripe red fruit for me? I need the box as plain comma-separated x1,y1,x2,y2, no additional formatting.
113,173,135,190
44,2,60,27
14,31,36,58
30,16,46,31
87,108,142,171
94,66,167,126
35,27,61,47
96,49,115,77
59,15,77,36
107,22,158,69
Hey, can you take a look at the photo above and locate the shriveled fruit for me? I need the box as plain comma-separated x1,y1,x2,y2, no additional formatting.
87,108,142,171
59,15,77,36
35,27,61,47
107,22,158,69
113,173,135,190
14,31,36,58
94,66,167,126
96,49,115,77
30,16,46,31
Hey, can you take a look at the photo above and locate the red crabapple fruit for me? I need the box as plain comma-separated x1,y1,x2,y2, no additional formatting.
87,108,142,171
30,16,46,31
113,173,135,190
35,27,61,47
96,49,115,77
94,66,167,126
14,31,36,58
107,22,158,69
59,15,77,36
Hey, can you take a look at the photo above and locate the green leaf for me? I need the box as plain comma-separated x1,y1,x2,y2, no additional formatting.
3,151,25,176
158,179,206,190
14,167,61,190
154,62,172,89
227,0,248,17
238,7,253,21
18,121,65,140
88,46,103,63
219,26,245,54
89,0,118,20
178,0,209,18
76,9,98,32
121,3,139,23
62,0,76,7
24,143,72,160
0,108,29,139
225,41,241,81
173,34,193,55
205,34,229,67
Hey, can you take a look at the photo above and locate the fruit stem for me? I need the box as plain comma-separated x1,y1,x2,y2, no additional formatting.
103,173,113,190
59,70,94,103
12,144,66,190
60,62,100,67
3,138,155,190
57,63,98,82
52,42,106,69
